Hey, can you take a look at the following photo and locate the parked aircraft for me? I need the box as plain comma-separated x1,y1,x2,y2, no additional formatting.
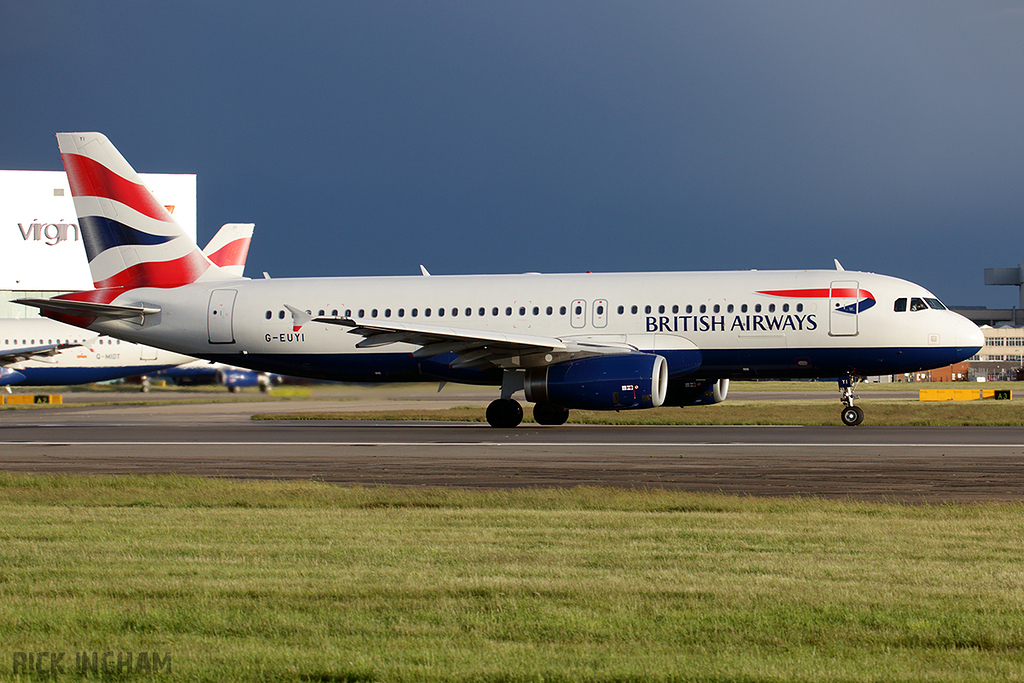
21,133,984,426
151,359,279,393
1,223,252,388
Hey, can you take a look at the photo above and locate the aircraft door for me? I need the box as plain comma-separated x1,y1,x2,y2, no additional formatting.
592,299,608,328
208,289,237,344
570,300,587,329
829,280,859,337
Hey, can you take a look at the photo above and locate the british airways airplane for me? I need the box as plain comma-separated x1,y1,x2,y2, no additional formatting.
1,223,252,388
20,133,984,426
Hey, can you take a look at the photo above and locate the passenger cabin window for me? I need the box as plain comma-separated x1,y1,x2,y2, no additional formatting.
894,298,907,312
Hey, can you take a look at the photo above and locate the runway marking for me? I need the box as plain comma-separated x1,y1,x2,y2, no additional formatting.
5,441,1024,449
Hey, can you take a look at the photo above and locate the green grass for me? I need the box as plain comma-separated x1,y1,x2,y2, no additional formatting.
253,398,1024,426
2,475,1024,681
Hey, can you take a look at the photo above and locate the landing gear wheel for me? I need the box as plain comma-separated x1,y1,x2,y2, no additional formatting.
533,403,570,426
841,405,864,426
486,398,524,428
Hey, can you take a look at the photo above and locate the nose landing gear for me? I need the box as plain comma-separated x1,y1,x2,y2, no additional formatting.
839,375,864,426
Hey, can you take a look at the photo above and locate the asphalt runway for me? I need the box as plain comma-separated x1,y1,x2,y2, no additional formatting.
3,396,1023,503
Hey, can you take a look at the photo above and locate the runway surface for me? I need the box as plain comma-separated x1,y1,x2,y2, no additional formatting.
3,395,1023,503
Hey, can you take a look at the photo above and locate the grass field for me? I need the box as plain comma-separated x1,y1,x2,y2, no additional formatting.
2,475,1024,682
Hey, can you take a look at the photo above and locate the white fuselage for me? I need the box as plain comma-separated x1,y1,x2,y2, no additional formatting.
74,268,984,384
0,318,195,386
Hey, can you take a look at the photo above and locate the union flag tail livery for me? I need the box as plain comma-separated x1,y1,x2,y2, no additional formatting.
56,132,233,290
202,223,254,277
23,132,985,428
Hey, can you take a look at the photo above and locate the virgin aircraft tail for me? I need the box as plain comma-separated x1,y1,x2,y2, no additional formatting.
56,132,233,290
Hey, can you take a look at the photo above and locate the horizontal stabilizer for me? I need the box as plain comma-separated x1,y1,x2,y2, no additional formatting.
16,298,160,325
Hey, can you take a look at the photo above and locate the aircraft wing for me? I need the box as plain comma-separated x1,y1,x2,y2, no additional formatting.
298,309,636,369
0,341,84,366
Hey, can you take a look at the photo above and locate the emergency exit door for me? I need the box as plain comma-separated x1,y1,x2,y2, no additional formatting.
208,289,237,344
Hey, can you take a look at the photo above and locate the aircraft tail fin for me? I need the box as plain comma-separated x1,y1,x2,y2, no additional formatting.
202,223,254,277
56,132,232,290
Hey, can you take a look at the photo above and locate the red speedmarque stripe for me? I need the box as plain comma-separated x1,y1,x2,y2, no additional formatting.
756,288,874,300
61,153,175,224
207,238,251,268
92,252,211,289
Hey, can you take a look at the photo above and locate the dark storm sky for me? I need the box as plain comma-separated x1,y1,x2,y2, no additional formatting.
3,1,1023,307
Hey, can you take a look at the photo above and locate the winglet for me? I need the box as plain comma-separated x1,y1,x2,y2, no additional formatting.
284,304,313,332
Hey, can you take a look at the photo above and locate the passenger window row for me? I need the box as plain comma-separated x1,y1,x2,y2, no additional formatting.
264,300,807,321
617,302,803,315
2,338,98,345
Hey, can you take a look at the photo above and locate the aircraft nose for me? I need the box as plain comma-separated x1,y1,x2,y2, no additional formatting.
955,318,985,352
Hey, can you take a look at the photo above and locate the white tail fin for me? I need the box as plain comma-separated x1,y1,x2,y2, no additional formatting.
202,223,254,277
56,132,232,290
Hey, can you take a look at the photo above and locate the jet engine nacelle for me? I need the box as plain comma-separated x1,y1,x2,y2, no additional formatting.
0,367,26,386
216,368,262,391
524,353,668,410
663,378,730,406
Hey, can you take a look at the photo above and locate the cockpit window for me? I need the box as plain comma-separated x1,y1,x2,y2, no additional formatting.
894,298,907,312
924,298,946,310
910,297,928,311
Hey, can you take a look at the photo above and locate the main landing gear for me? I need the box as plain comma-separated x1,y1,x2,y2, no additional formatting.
839,375,864,426
486,398,524,428
484,399,570,427
486,370,569,427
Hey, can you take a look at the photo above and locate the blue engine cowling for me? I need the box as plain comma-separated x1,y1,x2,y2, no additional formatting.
217,368,261,389
0,367,26,386
524,354,668,410
663,378,730,406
